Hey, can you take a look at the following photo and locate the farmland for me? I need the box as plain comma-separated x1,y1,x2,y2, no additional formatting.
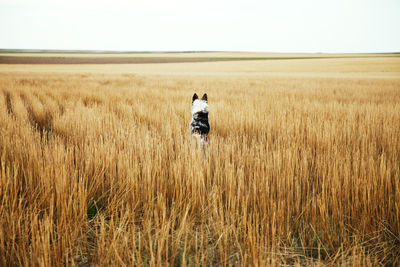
0,53,399,266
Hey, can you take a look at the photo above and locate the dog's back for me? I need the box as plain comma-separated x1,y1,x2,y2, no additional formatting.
190,93,209,144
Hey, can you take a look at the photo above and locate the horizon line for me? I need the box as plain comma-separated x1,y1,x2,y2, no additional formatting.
1,49,399,54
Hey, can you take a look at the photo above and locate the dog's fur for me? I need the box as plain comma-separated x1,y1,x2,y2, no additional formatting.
190,93,209,145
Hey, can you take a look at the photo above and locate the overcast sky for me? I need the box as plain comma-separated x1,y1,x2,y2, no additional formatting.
1,0,399,52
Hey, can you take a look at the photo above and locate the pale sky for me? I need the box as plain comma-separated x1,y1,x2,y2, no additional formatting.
1,0,399,53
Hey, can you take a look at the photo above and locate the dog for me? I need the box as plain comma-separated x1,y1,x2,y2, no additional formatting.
190,93,209,146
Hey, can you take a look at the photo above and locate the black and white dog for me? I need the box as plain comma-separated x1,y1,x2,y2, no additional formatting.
190,93,209,145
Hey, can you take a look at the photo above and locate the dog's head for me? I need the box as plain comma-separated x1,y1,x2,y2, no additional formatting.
191,93,209,115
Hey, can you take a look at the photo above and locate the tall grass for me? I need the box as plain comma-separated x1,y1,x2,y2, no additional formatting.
0,71,399,266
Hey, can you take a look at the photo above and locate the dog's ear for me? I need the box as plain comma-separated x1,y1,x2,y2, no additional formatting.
192,93,198,102
201,93,208,102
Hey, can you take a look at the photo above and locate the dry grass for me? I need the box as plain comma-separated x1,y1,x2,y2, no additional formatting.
0,57,399,266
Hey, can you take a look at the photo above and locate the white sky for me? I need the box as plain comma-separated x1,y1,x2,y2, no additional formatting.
1,0,399,52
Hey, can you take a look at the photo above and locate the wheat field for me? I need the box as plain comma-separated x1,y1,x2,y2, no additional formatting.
0,55,399,266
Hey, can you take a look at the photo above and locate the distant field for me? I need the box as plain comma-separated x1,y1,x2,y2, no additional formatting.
0,55,343,65
0,51,399,64
1,51,399,58
0,56,247,64
0,55,399,266
1,56,399,79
